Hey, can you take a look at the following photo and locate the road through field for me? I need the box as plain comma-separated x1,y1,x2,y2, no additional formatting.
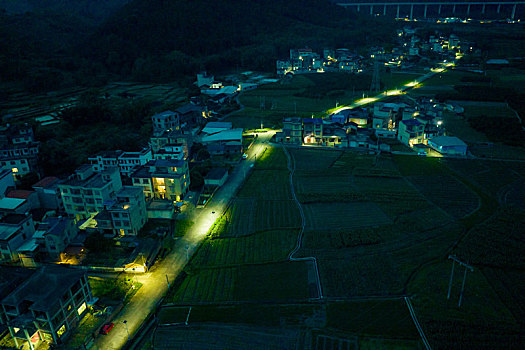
92,132,274,350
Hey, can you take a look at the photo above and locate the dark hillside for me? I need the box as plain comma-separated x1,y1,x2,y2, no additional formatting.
83,0,398,81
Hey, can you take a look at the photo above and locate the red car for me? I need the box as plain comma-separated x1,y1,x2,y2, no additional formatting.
100,322,114,335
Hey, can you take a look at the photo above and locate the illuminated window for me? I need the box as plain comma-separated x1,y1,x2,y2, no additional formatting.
13,327,20,333
77,302,86,315
12,167,18,173
57,324,66,337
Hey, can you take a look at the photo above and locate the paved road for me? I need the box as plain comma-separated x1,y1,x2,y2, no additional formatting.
330,63,453,115
92,132,275,350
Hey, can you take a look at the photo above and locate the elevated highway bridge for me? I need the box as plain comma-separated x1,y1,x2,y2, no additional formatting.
336,1,525,19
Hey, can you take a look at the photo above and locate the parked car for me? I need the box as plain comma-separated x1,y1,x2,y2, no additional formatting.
100,323,114,335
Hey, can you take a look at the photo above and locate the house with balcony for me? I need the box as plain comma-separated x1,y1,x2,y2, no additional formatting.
88,148,153,177
152,110,180,137
155,144,185,161
398,119,425,147
0,213,35,263
0,124,40,179
131,159,190,202
0,265,93,349
58,166,123,222
150,129,193,159
107,186,147,236
276,117,302,144
302,118,324,144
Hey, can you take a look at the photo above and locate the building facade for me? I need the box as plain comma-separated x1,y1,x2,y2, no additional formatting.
131,159,190,202
0,265,93,349
59,166,123,222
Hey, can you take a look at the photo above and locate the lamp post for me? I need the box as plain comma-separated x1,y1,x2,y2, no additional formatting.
122,320,130,341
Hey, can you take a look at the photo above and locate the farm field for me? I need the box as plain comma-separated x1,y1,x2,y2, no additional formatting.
168,261,310,303
194,229,299,267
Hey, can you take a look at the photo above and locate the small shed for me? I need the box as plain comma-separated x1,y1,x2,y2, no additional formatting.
205,168,228,188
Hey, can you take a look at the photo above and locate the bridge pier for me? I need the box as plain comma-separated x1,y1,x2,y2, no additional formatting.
357,4,360,12
467,4,470,15
438,4,441,14
396,5,400,18
512,4,517,19
424,4,427,18
497,4,501,13
384,4,387,16
370,4,373,15
482,4,485,14
453,4,456,13
410,4,413,19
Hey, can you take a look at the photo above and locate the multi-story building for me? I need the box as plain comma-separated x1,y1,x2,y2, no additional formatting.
302,118,324,144
152,110,180,137
398,119,425,147
59,166,123,222
0,265,93,348
0,168,15,198
279,117,302,144
155,144,185,161
131,159,190,202
0,124,39,178
150,130,193,159
107,186,147,236
88,148,153,177
0,214,35,263
32,177,63,210
33,216,77,260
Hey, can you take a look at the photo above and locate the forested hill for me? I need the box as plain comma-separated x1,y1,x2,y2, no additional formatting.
1,0,398,90
82,0,398,81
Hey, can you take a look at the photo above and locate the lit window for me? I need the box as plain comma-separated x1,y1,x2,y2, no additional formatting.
12,167,18,173
77,302,86,315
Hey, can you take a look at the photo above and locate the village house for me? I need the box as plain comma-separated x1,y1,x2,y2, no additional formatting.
32,177,63,211
397,119,425,147
0,213,35,263
58,166,123,222
0,169,15,198
200,122,243,155
131,159,190,202
152,110,180,137
0,124,40,179
0,265,93,349
88,148,153,177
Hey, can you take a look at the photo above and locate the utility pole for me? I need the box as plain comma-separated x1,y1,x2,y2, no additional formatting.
370,59,380,92
446,255,474,307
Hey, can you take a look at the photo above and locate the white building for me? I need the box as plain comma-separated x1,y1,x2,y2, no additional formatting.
89,148,153,177
59,166,123,222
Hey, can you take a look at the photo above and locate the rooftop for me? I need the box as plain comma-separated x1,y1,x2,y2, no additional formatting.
6,190,34,200
0,197,26,210
1,265,86,311
206,168,228,180
430,136,467,147
32,176,59,189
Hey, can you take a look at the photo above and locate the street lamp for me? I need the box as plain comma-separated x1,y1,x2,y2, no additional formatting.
122,320,130,341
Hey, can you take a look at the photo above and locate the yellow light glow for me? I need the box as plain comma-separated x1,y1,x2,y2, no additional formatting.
57,324,66,337
405,81,419,87
387,89,402,96
77,302,86,316
356,97,378,104
123,204,130,210
13,327,20,333
12,167,18,173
